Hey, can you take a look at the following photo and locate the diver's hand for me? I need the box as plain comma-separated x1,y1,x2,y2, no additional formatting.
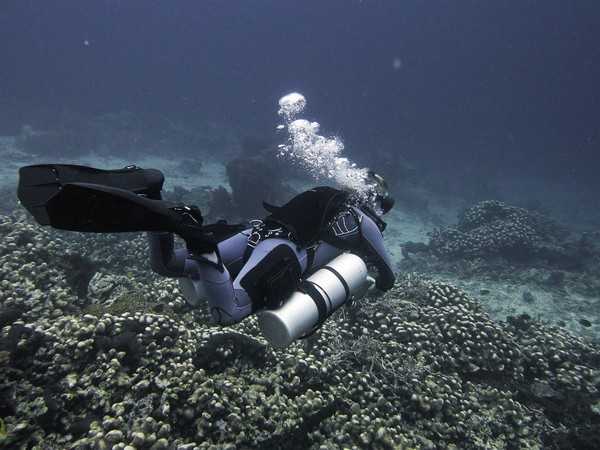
366,275,376,292
352,275,377,300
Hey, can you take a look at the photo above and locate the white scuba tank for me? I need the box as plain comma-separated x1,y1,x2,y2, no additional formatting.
258,252,368,348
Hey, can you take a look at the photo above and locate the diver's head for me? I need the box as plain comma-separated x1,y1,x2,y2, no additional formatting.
367,170,395,214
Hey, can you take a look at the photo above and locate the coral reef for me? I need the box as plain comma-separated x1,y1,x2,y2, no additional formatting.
401,200,600,291
1,208,600,449
0,184,18,216
400,201,600,338
428,200,567,262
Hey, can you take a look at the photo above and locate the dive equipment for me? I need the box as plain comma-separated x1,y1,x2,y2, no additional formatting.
258,252,368,348
262,186,349,246
23,180,217,254
366,170,395,214
240,243,302,310
18,164,164,224
17,164,248,255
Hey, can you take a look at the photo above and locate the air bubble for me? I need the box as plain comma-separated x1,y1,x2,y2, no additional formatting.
276,92,377,203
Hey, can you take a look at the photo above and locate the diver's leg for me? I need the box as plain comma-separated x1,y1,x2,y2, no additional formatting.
150,228,253,325
149,231,216,278
149,230,252,324
217,228,252,267
184,238,308,325
148,232,188,277
149,226,251,279
187,229,254,324
191,258,253,325
149,228,251,279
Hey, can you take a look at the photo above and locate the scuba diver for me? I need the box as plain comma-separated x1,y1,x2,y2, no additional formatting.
17,164,395,347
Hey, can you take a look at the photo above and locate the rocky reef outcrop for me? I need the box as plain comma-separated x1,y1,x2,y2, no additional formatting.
402,200,600,291
428,200,568,262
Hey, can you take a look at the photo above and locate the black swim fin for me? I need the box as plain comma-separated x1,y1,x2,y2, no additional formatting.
43,182,217,254
18,164,164,225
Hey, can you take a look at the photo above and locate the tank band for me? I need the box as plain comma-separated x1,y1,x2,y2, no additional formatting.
299,280,328,323
321,265,350,302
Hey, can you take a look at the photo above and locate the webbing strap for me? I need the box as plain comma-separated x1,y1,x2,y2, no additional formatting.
305,245,317,271
299,280,328,323
320,265,350,302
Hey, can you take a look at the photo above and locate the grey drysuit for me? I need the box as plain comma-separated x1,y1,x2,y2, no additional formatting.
149,206,395,324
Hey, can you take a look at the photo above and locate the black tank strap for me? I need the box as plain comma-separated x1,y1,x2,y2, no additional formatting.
320,265,350,302
305,245,317,271
299,280,328,323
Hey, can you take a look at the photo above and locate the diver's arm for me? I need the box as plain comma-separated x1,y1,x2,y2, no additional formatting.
353,206,396,290
324,206,395,291
149,228,252,278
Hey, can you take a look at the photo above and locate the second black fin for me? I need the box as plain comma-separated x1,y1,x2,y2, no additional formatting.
18,164,164,225
44,182,217,254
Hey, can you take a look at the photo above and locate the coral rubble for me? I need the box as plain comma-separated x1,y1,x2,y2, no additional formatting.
1,209,600,449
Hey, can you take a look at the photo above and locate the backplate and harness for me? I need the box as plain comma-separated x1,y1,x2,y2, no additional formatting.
239,187,351,311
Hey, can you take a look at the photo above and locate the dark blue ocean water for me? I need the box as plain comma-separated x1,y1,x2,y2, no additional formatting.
4,4,600,448
1,0,599,219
